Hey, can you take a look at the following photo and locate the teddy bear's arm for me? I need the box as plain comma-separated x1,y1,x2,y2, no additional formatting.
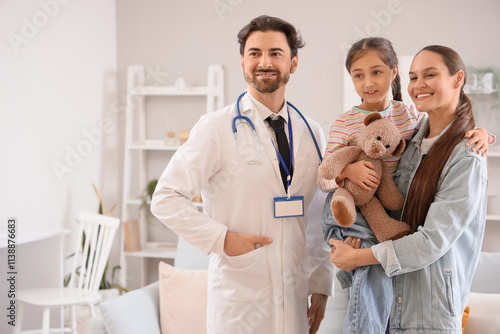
375,161,404,211
318,146,362,181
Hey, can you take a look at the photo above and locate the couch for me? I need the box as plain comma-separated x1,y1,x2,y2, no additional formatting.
89,240,499,334
88,237,211,334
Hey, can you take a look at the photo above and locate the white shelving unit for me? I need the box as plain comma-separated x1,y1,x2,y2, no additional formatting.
466,81,500,228
486,147,500,223
489,149,500,157
467,84,500,252
120,65,224,287
487,215,500,222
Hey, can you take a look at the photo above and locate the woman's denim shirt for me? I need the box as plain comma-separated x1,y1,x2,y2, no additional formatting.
372,118,488,333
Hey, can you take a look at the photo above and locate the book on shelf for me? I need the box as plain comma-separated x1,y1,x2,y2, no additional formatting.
123,220,141,252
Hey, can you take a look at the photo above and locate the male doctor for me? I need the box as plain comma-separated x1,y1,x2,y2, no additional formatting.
151,15,334,334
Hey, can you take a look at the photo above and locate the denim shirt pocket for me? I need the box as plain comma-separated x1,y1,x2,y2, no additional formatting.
444,270,456,317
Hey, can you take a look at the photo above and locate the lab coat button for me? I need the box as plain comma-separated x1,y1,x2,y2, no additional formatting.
397,297,403,303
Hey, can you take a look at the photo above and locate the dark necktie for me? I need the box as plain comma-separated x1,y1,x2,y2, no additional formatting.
266,116,293,191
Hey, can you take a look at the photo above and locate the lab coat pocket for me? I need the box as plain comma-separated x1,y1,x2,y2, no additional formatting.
221,247,272,302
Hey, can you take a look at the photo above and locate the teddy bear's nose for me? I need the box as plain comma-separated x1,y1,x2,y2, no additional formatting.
372,144,381,154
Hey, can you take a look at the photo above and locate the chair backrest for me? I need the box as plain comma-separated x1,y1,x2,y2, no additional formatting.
68,212,120,294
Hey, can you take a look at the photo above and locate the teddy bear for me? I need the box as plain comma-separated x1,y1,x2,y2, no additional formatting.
318,112,411,242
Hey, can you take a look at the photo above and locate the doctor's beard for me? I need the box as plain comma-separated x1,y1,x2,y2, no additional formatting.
245,68,290,94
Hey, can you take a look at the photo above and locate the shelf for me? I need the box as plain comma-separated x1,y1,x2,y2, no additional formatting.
130,140,179,151
126,199,142,206
121,65,224,288
487,215,500,222
126,198,203,209
130,86,209,96
125,242,177,259
465,89,498,95
488,148,500,158
125,197,202,209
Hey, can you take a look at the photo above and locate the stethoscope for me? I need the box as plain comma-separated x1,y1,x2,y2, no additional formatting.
232,92,323,165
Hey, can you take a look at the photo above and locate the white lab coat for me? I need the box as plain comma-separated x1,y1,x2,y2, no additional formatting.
151,93,334,334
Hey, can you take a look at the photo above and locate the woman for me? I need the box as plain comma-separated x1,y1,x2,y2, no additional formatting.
329,45,488,333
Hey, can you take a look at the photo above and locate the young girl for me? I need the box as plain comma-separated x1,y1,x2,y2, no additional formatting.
318,37,491,193
319,38,493,334
329,44,488,334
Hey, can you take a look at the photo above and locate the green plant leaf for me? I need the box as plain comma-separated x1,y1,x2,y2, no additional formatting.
92,182,106,215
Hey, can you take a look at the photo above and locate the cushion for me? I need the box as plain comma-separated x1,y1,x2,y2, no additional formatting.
88,316,108,334
464,292,500,334
99,281,161,334
470,252,500,293
461,306,469,334
159,261,208,334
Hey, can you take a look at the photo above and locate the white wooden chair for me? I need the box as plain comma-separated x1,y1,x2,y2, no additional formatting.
14,212,120,334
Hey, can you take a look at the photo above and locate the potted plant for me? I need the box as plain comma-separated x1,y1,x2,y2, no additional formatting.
466,66,500,133
140,178,158,211
466,66,500,95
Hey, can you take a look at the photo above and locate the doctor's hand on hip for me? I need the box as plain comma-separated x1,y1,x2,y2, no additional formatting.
224,230,273,256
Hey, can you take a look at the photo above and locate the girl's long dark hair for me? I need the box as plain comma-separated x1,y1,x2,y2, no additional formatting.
402,45,475,232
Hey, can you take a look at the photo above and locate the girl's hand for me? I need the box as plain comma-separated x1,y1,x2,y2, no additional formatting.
465,128,489,156
338,160,380,191
344,236,361,249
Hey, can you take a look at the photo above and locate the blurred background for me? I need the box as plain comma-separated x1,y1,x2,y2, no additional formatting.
1,0,499,330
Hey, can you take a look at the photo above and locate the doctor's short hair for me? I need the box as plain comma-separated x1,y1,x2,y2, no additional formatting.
237,15,305,58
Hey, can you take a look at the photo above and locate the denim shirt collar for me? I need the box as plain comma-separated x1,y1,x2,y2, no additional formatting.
410,117,454,147
411,118,428,149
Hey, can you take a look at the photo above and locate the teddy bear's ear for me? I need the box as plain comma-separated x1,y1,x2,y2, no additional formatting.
392,138,406,157
364,112,382,126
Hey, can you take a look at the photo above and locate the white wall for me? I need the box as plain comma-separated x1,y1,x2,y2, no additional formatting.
116,0,500,134
1,0,498,317
0,0,118,232
0,0,117,331
116,0,500,255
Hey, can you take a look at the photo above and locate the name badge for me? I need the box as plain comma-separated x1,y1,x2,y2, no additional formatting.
274,196,304,218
